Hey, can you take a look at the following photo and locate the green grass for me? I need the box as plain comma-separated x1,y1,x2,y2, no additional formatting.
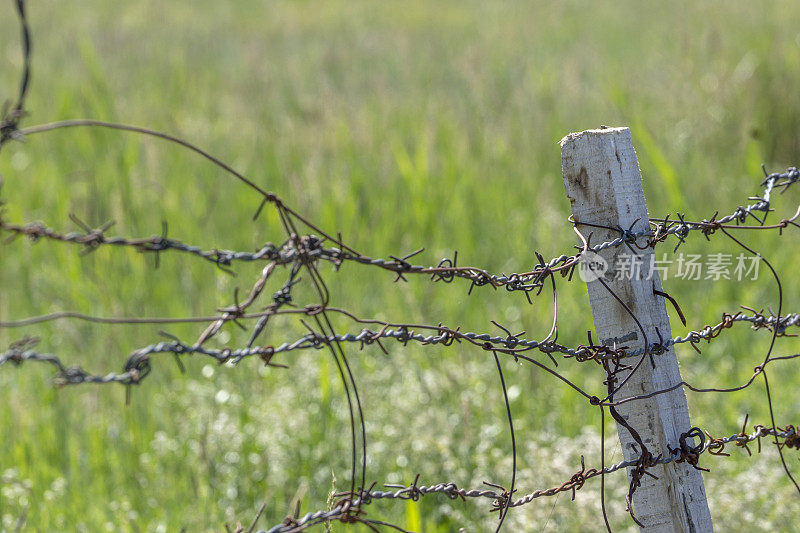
1,0,799,530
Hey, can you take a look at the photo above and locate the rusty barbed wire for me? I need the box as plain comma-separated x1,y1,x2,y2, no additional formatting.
2,124,800,531
0,336,287,387
1,171,798,297
3,306,795,368
259,423,799,532
2,1,800,531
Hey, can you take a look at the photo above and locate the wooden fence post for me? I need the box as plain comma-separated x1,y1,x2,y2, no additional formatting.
560,127,713,532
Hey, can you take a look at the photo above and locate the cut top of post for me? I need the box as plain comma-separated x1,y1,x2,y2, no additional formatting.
559,127,649,239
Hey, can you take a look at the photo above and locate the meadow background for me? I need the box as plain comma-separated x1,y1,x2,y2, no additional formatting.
1,0,799,530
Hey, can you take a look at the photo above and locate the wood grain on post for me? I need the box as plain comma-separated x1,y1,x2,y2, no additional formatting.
560,127,713,532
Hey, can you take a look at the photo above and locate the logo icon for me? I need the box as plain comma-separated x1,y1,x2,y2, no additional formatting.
578,251,608,282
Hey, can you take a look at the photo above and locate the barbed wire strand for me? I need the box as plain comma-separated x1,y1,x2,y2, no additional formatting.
257,424,798,532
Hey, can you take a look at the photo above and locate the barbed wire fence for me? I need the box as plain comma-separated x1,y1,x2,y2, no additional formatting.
2,1,800,531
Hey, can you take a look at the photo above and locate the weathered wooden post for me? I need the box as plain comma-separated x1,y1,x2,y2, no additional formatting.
560,127,713,532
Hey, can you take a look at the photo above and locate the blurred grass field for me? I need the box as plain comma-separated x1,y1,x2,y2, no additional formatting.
1,0,799,530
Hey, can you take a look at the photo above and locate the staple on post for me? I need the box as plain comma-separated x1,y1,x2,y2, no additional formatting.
560,127,713,532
